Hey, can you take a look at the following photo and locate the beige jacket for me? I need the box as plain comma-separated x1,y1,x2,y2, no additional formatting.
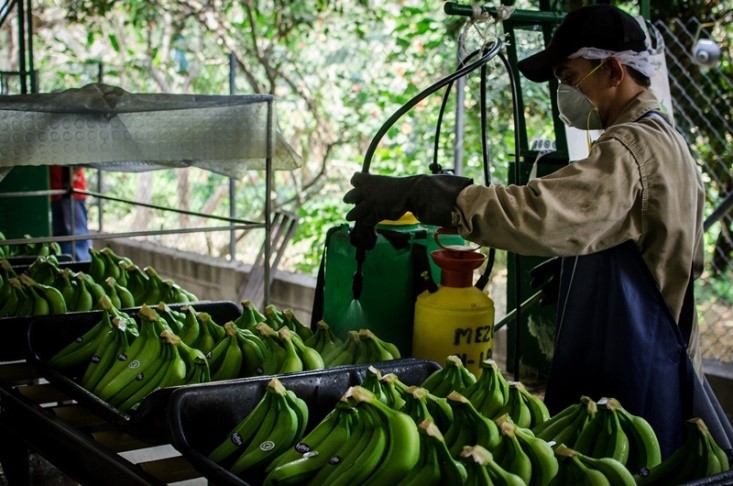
452,89,705,370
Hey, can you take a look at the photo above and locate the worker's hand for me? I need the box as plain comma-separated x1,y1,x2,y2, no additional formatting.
529,257,561,307
343,172,472,228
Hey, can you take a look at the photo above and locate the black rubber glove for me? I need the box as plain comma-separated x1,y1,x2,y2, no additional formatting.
343,172,472,228
529,257,561,307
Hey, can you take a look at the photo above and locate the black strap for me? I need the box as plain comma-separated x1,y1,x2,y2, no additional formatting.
310,225,343,325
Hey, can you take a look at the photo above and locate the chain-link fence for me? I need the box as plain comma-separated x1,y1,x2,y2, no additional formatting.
653,18,733,364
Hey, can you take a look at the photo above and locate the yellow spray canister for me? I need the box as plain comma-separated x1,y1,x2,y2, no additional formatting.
412,233,495,376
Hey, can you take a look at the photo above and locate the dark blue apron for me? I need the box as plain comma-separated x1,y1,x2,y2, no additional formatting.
543,240,733,458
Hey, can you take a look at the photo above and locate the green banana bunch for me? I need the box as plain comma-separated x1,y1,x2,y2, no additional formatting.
396,419,468,486
25,255,60,285
322,330,363,367
177,304,201,347
87,248,107,283
208,321,244,381
512,418,560,486
636,417,730,485
282,308,314,341
102,277,135,310
80,316,131,392
264,400,358,485
459,445,526,486
286,327,325,371
115,330,188,412
65,271,95,313
421,355,477,398
275,327,305,374
534,395,598,449
191,311,220,356
177,337,211,385
314,386,420,485
607,397,662,474
154,302,186,334
19,273,67,315
359,329,400,362
304,320,343,358
380,372,408,410
401,385,454,432
264,304,286,330
160,278,196,304
360,366,390,404
493,381,546,429
51,268,77,308
233,299,267,332
547,443,627,485
233,325,266,377
0,277,33,317
463,358,510,419
256,323,291,374
93,304,167,402
9,237,62,257
491,415,535,484
140,266,165,305
99,294,139,336
208,377,307,475
444,391,501,457
73,272,107,311
573,397,630,465
120,262,149,306
48,303,119,370
98,247,123,282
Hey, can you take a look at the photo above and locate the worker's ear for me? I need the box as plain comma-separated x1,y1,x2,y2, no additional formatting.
606,58,625,86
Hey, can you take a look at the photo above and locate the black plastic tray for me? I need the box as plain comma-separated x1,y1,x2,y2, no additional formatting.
165,358,441,486
25,300,243,442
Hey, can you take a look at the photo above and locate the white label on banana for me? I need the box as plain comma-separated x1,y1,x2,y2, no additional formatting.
328,456,342,465
259,441,275,451
295,443,311,453
128,360,141,369
231,433,244,446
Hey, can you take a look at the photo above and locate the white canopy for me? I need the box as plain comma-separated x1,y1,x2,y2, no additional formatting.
0,83,302,180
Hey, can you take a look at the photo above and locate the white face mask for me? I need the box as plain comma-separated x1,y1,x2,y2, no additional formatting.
556,61,605,130
557,84,603,130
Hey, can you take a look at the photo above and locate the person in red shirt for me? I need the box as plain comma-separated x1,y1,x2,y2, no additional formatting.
49,165,92,261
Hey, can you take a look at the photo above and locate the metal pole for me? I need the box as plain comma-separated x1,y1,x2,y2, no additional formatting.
264,99,273,306
97,61,104,232
16,0,27,93
454,43,466,175
228,52,237,260
25,0,35,93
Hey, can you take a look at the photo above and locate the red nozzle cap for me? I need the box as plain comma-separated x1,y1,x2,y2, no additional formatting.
431,249,485,288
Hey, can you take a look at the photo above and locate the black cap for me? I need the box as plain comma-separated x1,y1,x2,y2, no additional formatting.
518,4,647,82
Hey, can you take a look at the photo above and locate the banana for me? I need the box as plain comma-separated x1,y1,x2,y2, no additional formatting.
359,329,396,362
78,272,107,310
155,302,185,333
257,323,289,374
494,381,533,429
48,307,117,370
492,416,533,484
263,403,357,485
112,336,171,411
463,358,509,420
233,299,267,332
612,398,662,474
533,397,584,437
22,275,50,316
264,303,286,330
323,330,362,367
421,355,477,398
209,322,243,381
396,420,443,486
80,317,130,392
121,262,149,306
140,266,165,305
0,278,21,318
585,398,630,465
115,330,187,412
304,320,343,358
445,391,501,456
516,382,550,429
460,445,526,486
177,304,201,347
284,389,310,446
421,419,468,484
568,398,604,454
67,272,93,312
87,248,106,282
99,247,123,281
33,279,68,315
576,453,636,486
52,268,77,309
284,327,324,371
191,311,218,356
199,312,226,341
208,383,277,464
514,423,559,486
380,372,407,410
235,326,266,377
360,366,389,404
402,386,439,426
229,379,304,474
277,327,305,374
93,305,163,399
10,277,34,317
26,255,59,285
282,308,314,341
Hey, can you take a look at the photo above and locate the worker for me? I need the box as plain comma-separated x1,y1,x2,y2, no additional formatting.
344,4,732,457
49,165,92,261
